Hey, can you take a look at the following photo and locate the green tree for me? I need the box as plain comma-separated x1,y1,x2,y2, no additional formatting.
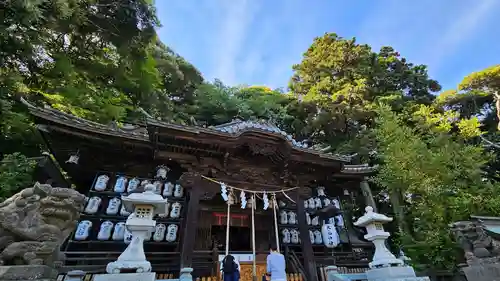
0,153,36,201
373,105,500,269
289,33,441,154
434,65,500,131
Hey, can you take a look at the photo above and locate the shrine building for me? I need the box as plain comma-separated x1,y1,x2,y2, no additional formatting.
23,99,378,281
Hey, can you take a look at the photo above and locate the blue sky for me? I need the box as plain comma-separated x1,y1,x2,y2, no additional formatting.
156,0,499,92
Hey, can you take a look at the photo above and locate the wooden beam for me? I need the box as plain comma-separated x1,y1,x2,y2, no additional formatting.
296,191,318,281
180,173,202,269
36,154,71,189
155,151,199,162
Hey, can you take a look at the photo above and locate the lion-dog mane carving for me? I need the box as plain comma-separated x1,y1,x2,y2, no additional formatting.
0,182,85,266
450,220,500,265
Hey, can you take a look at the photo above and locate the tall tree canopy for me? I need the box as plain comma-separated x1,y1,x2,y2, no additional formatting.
288,33,441,154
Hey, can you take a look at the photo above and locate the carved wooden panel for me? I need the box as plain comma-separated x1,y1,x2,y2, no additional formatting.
178,171,199,188
239,263,267,281
213,158,283,186
247,142,278,156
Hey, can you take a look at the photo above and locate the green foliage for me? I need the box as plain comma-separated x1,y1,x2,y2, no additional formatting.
0,153,36,201
434,65,500,130
373,105,500,269
288,33,441,154
459,65,500,92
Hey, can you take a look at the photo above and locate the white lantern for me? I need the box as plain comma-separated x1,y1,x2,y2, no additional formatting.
282,229,291,244
153,181,163,195
173,184,184,198
280,210,288,224
97,221,114,240
290,229,299,244
153,224,167,242
106,197,121,215
127,178,140,193
114,176,128,193
321,223,339,248
84,196,101,214
288,211,297,224
94,175,109,191
317,186,326,197
163,182,174,197
155,165,169,179
314,197,322,209
112,222,126,240
75,220,92,240
314,230,323,244
165,224,178,242
307,198,315,209
170,202,182,218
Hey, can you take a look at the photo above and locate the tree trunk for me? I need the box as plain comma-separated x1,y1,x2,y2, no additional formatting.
389,188,409,235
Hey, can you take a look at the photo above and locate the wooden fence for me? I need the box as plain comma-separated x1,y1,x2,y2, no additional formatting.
197,273,304,281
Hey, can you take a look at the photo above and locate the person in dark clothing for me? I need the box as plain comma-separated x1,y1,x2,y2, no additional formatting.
221,254,240,281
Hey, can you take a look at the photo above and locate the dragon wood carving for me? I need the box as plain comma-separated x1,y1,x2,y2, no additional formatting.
0,182,85,266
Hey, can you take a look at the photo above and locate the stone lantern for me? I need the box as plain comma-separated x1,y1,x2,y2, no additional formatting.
105,184,168,275
352,206,430,281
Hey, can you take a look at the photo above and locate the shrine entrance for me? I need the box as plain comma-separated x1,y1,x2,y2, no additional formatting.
212,225,251,251
210,211,275,253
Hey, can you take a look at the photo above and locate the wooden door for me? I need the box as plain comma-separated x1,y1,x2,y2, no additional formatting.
195,211,213,250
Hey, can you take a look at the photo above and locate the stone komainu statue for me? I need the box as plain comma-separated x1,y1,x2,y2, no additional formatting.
0,182,85,266
450,220,500,265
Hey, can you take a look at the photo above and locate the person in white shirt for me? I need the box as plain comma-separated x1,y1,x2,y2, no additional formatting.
266,244,286,281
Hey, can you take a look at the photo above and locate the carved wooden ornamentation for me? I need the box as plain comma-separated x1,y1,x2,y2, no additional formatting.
281,161,290,185
248,142,277,156
225,166,282,186
200,191,217,201
178,172,200,188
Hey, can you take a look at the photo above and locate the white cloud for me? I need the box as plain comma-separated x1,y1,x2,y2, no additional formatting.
357,0,497,77
427,0,497,72
157,0,498,90
211,0,260,85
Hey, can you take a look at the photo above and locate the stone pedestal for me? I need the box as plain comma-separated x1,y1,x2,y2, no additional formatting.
462,263,500,281
93,272,156,281
0,265,57,281
179,268,193,281
365,266,430,281
106,184,168,274
353,207,431,281
325,266,345,281
64,270,86,281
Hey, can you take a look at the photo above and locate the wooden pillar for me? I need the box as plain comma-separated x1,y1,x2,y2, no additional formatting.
296,191,318,281
179,172,202,269
360,177,377,212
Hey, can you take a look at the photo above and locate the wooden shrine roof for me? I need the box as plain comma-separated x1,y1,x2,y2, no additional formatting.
22,98,378,175
147,118,352,162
